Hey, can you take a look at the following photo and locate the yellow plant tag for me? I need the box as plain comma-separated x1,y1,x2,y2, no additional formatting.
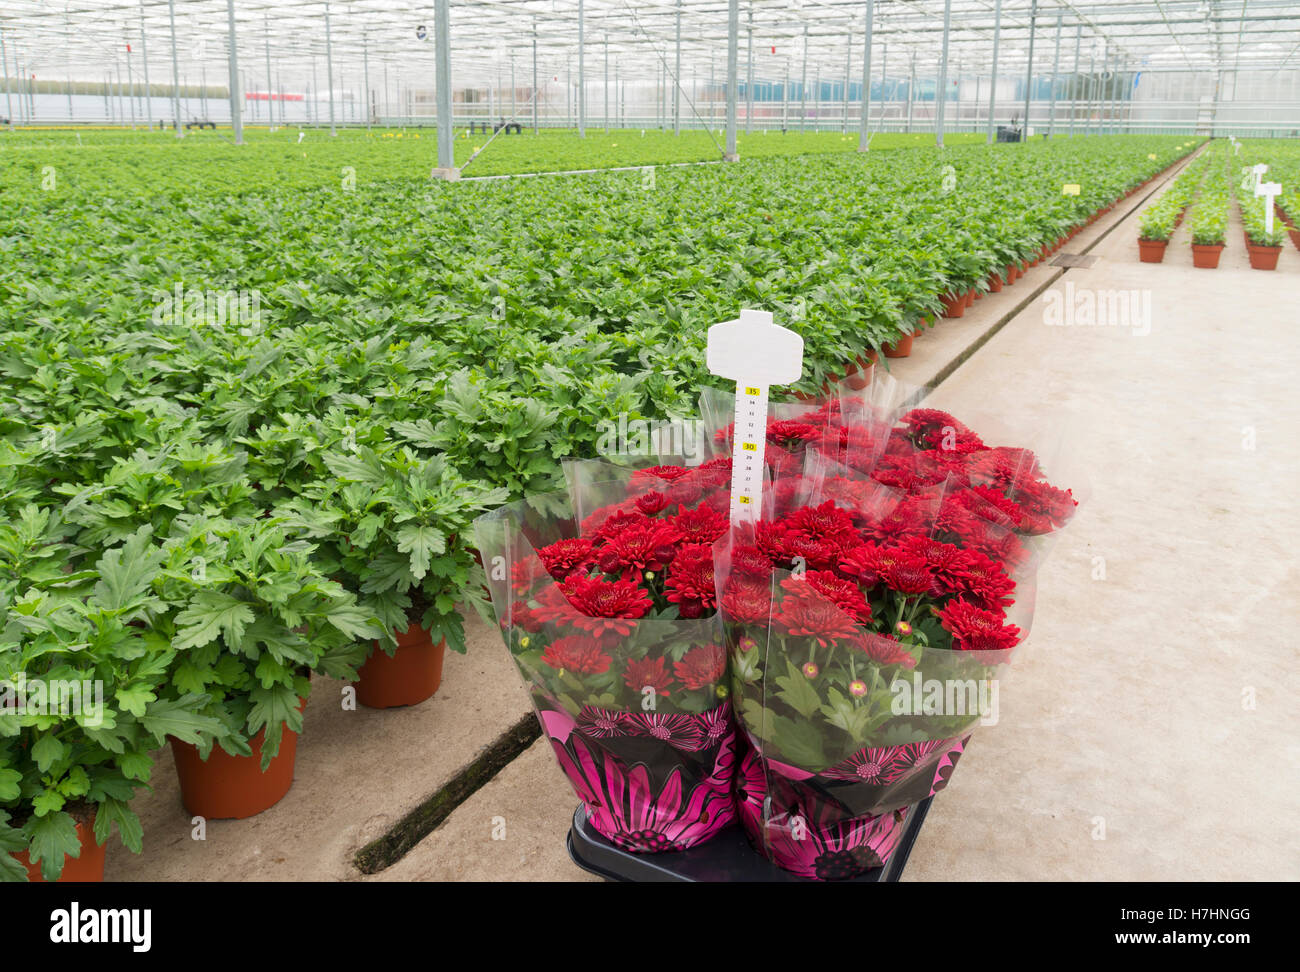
1062,184,1081,196
1148,153,1157,160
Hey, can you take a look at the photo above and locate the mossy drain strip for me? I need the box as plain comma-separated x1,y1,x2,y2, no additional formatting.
352,712,541,875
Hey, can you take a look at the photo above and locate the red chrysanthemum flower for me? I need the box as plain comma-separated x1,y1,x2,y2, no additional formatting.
1014,479,1078,534
790,571,872,623
774,585,860,647
857,633,918,669
950,548,1016,609
880,554,936,596
673,643,726,690
585,508,652,543
898,536,970,594
672,504,730,546
623,656,674,697
561,575,653,636
664,543,717,618
596,519,682,574
720,576,773,624
767,419,820,447
634,490,671,516
536,537,595,579
509,600,544,633
628,465,689,490
541,635,613,674
730,544,774,578
936,599,1022,651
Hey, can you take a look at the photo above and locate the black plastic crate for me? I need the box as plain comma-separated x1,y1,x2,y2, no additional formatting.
566,796,933,883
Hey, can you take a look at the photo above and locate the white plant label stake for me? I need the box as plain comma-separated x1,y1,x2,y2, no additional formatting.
706,309,804,525
1256,180,1282,235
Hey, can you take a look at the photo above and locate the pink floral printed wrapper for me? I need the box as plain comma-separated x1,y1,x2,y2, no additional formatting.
473,461,738,853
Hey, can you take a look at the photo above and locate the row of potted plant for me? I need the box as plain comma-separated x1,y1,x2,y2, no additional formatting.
1137,152,1211,262
1187,145,1234,269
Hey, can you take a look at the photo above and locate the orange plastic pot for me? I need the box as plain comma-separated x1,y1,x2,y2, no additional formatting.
13,813,106,882
171,699,305,820
1246,244,1280,271
987,272,1004,293
1289,228,1300,251
356,624,445,709
882,333,914,358
1191,244,1224,269
1138,239,1168,263
941,293,966,318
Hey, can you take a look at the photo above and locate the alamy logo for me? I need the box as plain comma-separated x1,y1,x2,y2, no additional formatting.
49,902,151,952
152,284,262,329
1042,281,1152,336
0,675,104,727
594,413,708,465
890,674,999,726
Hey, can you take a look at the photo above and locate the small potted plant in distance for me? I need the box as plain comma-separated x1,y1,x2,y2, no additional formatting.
1137,208,1174,263
1241,200,1285,271
286,444,506,709
152,515,382,819
2,522,220,881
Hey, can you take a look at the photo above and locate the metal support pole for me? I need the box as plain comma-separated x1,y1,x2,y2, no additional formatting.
139,2,152,130
986,0,1001,143
0,26,14,132
800,25,808,131
265,14,275,130
363,30,371,130
1021,0,1036,140
324,0,336,135
858,2,873,150
532,26,538,133
433,0,455,175
936,0,951,147
906,53,915,132
578,0,585,137
166,0,181,135
127,40,137,128
744,5,752,133
782,62,789,131
725,0,739,159
604,36,609,132
676,0,683,134
1047,12,1062,136
225,0,242,143
880,42,886,129
1086,46,1096,135
842,29,850,134
1070,24,1081,136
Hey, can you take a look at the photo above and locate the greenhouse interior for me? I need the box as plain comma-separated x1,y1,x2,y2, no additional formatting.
0,0,1295,914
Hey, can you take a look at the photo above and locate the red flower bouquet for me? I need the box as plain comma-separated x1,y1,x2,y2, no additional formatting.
717,384,1083,880
474,458,739,853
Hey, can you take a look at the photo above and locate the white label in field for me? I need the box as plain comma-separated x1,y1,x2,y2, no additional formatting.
706,309,804,525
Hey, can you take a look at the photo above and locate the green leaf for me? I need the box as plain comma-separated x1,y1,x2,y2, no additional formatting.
774,658,825,719
138,696,223,746
396,524,446,580
0,768,22,801
93,797,144,854
173,591,255,652
114,684,157,718
31,731,67,773
23,811,82,881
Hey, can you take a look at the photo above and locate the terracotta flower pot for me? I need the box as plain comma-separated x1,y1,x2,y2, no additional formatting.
1289,228,1300,251
1005,263,1018,283
13,812,106,882
356,624,446,708
171,699,306,819
882,333,914,358
940,292,966,318
962,290,975,308
843,362,874,390
1138,239,1168,263
987,272,1004,293
1191,244,1224,269
1246,244,1280,271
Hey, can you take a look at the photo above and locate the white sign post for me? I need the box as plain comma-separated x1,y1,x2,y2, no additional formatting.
1256,180,1282,235
706,309,804,525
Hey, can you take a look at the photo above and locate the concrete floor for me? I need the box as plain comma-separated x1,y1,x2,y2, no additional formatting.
104,155,1299,882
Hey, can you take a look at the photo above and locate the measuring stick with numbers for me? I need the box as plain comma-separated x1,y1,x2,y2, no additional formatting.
706,309,805,525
